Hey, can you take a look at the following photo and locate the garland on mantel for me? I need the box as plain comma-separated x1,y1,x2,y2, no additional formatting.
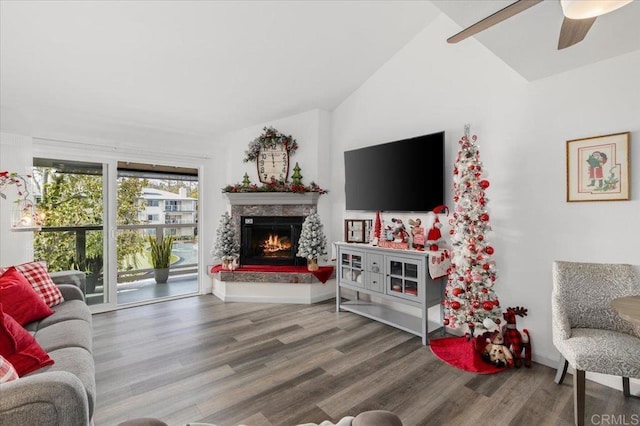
222,177,327,194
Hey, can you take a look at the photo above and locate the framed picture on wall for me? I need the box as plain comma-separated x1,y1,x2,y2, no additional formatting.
566,132,630,202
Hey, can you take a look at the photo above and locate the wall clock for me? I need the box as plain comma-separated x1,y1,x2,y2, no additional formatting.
244,127,298,183
258,144,289,183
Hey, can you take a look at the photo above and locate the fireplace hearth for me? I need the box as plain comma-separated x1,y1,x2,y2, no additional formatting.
240,216,305,266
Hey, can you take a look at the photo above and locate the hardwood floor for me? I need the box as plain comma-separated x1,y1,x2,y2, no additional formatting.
92,296,640,426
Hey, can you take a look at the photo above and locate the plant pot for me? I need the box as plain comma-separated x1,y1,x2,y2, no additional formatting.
307,258,319,271
154,268,169,284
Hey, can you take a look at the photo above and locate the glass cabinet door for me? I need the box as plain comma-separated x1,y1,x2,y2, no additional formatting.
340,250,364,287
387,257,420,299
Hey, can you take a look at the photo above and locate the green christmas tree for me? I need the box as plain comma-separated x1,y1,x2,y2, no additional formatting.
296,209,328,260
291,162,303,185
212,212,240,261
443,126,500,336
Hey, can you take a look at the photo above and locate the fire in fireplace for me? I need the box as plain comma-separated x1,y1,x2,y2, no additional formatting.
260,233,292,256
240,216,305,266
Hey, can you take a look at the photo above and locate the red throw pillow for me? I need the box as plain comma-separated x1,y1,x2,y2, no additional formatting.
0,354,19,383
0,304,54,376
0,267,54,325
14,261,64,307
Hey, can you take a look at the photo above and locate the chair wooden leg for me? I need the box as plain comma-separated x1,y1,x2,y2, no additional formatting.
574,369,586,426
555,357,569,384
623,377,630,397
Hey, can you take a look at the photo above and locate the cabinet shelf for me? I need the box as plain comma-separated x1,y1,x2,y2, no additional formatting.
340,301,422,336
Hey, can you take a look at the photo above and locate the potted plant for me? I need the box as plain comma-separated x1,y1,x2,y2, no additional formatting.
148,234,173,283
297,209,328,271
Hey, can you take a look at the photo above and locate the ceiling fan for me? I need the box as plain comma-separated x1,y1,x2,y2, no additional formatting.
447,0,633,50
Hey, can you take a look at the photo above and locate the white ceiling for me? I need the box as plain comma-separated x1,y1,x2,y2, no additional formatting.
1,1,639,146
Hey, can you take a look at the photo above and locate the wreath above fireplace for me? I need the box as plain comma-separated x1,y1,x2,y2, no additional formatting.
244,126,299,183
227,128,328,194
243,126,298,162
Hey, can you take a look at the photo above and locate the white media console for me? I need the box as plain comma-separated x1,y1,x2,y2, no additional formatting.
335,242,445,345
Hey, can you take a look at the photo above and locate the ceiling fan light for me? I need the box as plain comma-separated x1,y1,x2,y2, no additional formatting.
560,0,633,19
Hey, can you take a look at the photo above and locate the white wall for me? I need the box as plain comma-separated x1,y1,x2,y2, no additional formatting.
331,10,640,379
0,132,35,265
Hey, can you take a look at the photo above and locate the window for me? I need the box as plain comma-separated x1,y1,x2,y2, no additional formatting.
165,200,178,212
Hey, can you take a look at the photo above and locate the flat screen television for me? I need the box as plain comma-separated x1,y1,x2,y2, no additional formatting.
344,131,444,212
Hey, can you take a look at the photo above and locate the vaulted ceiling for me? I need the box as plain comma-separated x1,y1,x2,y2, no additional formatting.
1,1,639,146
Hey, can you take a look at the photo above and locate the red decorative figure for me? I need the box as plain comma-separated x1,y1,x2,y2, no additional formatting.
502,306,532,368
372,210,382,245
408,218,425,250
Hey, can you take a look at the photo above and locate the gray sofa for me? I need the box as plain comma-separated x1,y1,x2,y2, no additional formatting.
0,270,95,426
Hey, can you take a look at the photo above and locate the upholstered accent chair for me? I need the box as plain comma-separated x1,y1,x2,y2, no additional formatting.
552,261,640,426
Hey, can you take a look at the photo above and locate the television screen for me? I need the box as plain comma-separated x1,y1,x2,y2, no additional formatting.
344,131,444,212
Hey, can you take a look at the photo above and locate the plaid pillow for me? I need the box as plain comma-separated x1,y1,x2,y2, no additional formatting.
0,355,19,383
14,262,64,307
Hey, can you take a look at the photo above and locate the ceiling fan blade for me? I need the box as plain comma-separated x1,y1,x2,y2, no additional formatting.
557,16,596,49
447,0,543,44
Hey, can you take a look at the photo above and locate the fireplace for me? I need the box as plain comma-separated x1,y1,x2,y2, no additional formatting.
240,216,305,266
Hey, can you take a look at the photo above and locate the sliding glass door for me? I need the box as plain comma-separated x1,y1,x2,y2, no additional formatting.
33,158,112,308
115,162,199,305
33,158,200,311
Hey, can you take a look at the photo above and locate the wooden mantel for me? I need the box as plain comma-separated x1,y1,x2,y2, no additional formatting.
224,192,320,206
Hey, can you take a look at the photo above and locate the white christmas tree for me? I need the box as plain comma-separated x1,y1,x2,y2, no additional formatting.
443,126,501,336
212,212,240,261
296,209,328,260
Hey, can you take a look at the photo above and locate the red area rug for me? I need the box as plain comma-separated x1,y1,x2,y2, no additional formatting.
429,336,505,374
209,264,334,284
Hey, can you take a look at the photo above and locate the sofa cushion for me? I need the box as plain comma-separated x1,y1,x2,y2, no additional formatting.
33,299,92,330
0,354,19,383
31,347,96,418
14,261,64,307
34,319,93,353
0,305,54,376
0,267,54,325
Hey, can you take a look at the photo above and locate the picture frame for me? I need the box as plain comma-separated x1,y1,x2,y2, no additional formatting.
344,219,372,243
566,132,630,202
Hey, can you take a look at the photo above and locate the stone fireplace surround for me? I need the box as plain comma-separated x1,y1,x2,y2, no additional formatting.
210,192,335,304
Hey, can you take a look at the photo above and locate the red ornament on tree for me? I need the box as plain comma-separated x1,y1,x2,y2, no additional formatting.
485,246,494,255
482,301,494,311
479,180,490,189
